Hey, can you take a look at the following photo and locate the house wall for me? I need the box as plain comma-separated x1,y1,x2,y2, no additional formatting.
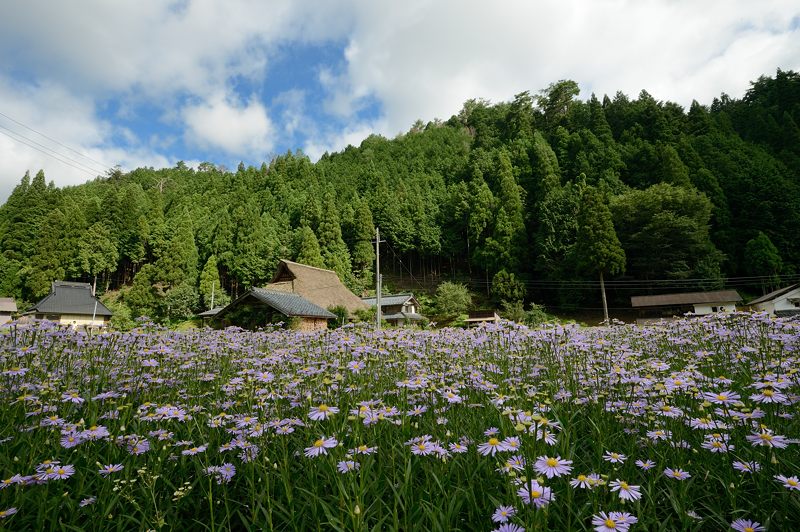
692,303,736,315
754,288,800,315
54,314,109,328
0,312,12,325
297,318,328,331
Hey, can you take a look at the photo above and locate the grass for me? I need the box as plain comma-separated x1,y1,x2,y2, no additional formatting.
0,313,798,530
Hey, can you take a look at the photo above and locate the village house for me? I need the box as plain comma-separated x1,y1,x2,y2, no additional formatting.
747,284,800,318
362,293,426,326
213,287,335,331
0,297,16,325
631,289,742,322
25,281,113,328
212,260,367,331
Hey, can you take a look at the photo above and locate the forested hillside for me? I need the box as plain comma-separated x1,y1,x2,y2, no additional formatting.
1,70,798,322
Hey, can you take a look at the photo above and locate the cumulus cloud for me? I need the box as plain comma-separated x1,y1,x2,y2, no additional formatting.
183,94,274,157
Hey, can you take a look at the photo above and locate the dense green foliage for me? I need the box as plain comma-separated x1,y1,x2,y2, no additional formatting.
1,71,799,318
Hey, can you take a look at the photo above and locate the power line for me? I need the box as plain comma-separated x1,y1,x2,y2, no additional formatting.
0,127,106,178
0,110,112,171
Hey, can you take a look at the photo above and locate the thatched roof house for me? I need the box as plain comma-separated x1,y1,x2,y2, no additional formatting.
266,260,368,315
25,281,113,327
214,288,336,331
0,297,16,325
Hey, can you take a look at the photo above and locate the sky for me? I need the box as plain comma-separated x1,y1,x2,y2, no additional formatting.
0,0,798,203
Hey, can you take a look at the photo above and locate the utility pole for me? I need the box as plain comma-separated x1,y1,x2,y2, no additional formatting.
210,281,216,310
376,227,382,330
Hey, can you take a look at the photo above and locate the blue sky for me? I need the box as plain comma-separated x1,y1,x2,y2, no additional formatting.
0,0,798,202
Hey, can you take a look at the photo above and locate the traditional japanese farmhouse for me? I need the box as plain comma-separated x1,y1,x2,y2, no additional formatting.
213,287,335,331
25,281,113,327
213,260,367,331
747,284,800,318
362,293,426,326
631,289,742,321
266,260,368,315
0,297,16,325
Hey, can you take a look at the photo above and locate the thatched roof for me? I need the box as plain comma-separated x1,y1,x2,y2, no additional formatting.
27,281,113,317
748,284,800,306
0,298,16,313
631,290,742,308
267,260,368,314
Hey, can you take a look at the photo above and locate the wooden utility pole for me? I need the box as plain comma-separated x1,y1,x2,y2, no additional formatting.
376,227,382,330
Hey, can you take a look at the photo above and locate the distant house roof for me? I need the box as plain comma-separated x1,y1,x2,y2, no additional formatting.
197,307,226,318
267,259,368,314
0,298,16,313
631,290,742,308
747,284,800,306
217,288,336,320
362,293,418,307
26,281,113,317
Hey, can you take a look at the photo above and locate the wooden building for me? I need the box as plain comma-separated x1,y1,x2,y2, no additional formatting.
25,281,113,327
266,260,368,316
0,297,16,325
362,293,426,326
214,287,335,331
631,290,742,322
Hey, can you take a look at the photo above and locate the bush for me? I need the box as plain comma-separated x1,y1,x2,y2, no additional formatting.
435,281,472,318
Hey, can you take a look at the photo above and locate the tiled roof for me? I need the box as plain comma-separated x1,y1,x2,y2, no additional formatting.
250,288,336,319
27,282,113,317
382,312,425,321
362,293,416,307
197,307,226,317
631,290,742,308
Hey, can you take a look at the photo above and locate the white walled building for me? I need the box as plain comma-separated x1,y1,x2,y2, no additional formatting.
748,284,800,317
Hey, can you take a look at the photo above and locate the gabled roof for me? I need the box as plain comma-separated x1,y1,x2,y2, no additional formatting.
748,284,800,306
0,298,16,313
197,307,226,318
362,293,417,307
631,290,742,308
27,281,113,317
267,259,368,314
218,288,336,320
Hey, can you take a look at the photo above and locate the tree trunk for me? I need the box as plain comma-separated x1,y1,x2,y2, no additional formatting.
599,270,609,325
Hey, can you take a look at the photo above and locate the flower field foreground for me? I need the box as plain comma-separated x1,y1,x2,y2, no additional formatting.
1,314,799,531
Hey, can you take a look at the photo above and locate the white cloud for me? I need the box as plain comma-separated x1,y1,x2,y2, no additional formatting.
183,94,274,157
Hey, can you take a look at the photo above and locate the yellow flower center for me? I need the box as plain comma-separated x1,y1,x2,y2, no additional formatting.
716,394,727,401
760,433,773,441
764,389,774,397
546,458,558,467
577,474,587,481
620,481,629,489
531,490,542,498
745,528,754,532
314,439,325,447
318,404,329,412
789,479,799,487
488,438,500,446
605,519,617,528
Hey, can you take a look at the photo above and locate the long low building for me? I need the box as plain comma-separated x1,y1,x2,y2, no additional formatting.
631,290,742,320
25,281,113,327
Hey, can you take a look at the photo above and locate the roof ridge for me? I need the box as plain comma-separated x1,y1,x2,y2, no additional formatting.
280,259,338,275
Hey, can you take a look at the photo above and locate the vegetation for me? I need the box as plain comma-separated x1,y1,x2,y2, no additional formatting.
0,314,798,530
1,71,800,321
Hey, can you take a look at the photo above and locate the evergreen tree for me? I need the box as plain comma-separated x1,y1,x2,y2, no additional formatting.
351,197,375,287
574,187,626,323
78,221,119,294
199,254,229,309
294,226,325,268
744,232,783,293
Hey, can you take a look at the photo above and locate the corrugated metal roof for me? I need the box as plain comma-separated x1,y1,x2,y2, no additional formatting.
250,288,336,318
0,298,17,312
197,307,225,317
362,293,416,307
748,284,800,306
27,282,113,316
631,290,742,308
382,312,425,321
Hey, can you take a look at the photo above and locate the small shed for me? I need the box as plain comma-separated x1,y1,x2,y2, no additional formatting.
214,288,336,331
0,297,17,325
198,307,226,326
25,281,113,327
362,293,426,326
747,284,800,318
465,310,501,327
267,260,368,316
631,290,742,320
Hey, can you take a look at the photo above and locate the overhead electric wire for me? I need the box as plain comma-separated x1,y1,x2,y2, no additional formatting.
0,112,114,177
0,110,113,172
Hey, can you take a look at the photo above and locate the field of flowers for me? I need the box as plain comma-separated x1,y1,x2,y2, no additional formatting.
0,313,798,531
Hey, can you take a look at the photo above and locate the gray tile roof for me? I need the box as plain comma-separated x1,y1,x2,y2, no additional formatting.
197,307,226,317
27,282,113,317
362,293,416,307
250,288,336,319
